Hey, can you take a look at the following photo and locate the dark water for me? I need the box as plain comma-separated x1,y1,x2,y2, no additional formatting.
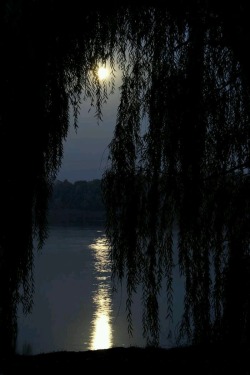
17,226,184,355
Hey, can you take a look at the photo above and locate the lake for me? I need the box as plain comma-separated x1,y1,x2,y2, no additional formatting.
17,225,184,355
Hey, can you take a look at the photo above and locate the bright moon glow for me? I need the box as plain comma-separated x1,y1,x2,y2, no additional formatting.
89,235,113,351
91,313,112,350
98,66,109,80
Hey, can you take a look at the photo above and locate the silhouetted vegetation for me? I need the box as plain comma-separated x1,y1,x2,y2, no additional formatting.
1,0,250,360
102,3,250,349
50,179,104,211
48,179,105,225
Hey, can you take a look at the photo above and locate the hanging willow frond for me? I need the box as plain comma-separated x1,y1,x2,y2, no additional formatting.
1,0,250,355
102,4,250,346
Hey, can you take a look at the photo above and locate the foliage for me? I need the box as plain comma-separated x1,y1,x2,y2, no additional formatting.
102,2,250,347
49,179,104,211
47,179,106,225
1,0,250,355
0,0,119,356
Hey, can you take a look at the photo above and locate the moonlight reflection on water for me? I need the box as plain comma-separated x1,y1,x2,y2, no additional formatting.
89,235,113,350
17,227,182,354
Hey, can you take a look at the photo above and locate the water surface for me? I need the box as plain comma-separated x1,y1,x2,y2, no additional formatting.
17,226,183,354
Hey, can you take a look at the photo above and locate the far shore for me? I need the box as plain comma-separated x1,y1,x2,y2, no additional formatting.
48,208,105,226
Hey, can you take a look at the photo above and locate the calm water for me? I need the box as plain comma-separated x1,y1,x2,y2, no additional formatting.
17,226,184,355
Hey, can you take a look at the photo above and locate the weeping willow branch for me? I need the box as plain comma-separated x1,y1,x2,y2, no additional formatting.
1,0,250,355
102,4,250,347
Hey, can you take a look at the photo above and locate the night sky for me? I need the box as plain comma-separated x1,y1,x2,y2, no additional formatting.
57,69,121,182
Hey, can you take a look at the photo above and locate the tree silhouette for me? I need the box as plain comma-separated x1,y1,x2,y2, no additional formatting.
0,0,119,356
1,0,250,357
102,2,250,347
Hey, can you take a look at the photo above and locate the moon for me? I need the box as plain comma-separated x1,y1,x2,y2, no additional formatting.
98,66,109,80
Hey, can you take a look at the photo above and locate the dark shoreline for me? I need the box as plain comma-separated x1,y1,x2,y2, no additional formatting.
1,344,250,374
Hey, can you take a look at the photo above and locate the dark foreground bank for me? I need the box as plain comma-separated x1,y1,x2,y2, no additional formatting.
1,344,250,374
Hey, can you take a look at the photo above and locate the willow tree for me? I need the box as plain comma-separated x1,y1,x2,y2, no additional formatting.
0,0,121,357
1,0,250,357
102,2,250,347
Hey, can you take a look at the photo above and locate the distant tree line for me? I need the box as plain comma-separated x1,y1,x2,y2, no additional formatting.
48,179,105,225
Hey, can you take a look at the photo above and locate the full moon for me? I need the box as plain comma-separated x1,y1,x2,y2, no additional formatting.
98,66,109,80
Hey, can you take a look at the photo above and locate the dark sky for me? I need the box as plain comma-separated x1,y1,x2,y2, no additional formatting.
57,73,121,182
